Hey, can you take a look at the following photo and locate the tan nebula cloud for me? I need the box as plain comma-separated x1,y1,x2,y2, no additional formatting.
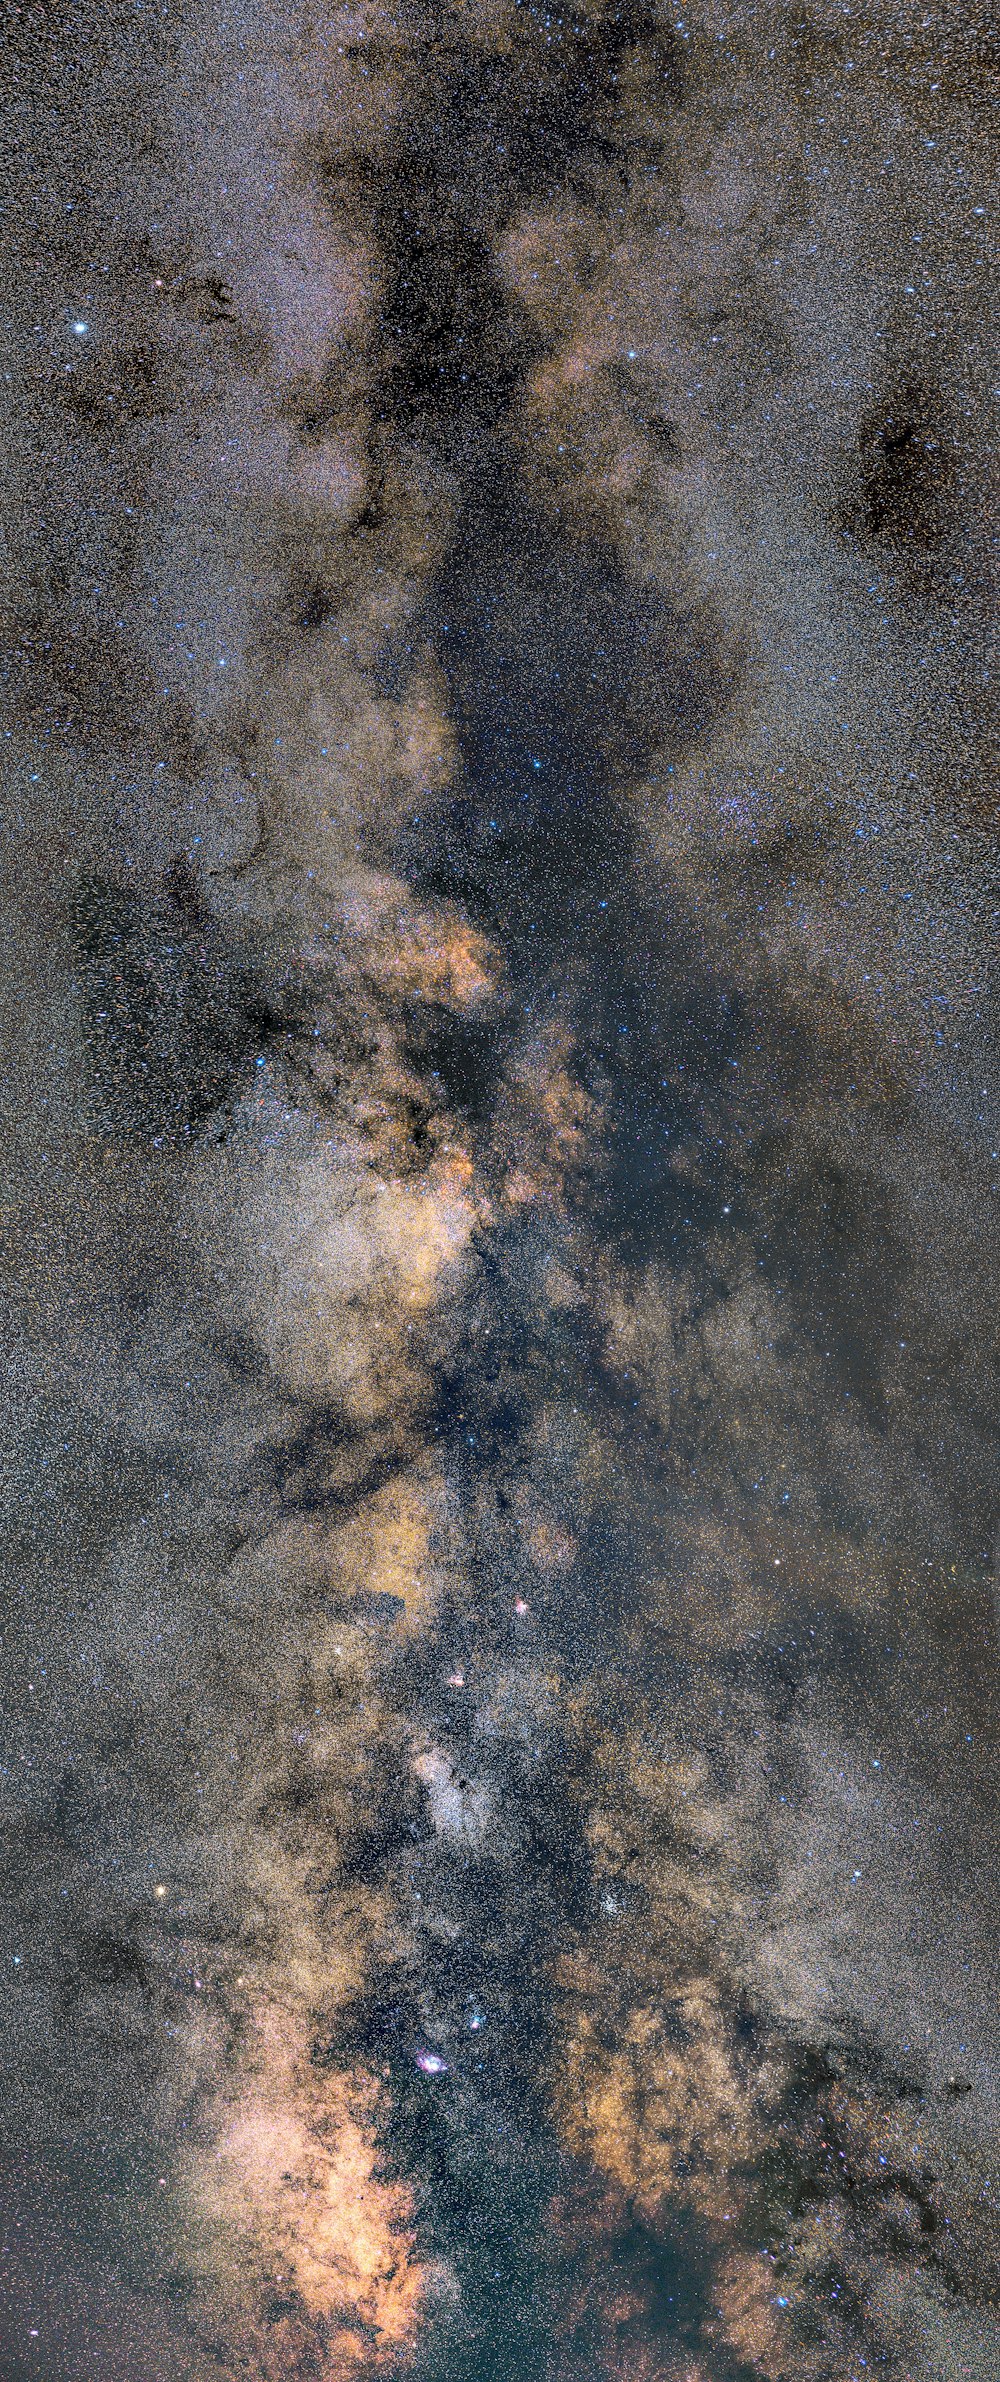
494,1021,604,1211
3,2,999,2380
706,2247,802,2376
316,1459,455,1637
182,1999,423,2378
331,874,498,1013
191,1090,481,1417
554,1973,763,2228
546,1726,777,2231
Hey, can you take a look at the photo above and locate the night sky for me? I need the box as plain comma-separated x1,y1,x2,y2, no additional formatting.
1,4,999,2379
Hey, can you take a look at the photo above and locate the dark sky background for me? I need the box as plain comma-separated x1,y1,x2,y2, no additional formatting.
1,4,999,2379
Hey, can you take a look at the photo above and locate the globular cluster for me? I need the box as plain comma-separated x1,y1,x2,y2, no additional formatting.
0,2,998,2379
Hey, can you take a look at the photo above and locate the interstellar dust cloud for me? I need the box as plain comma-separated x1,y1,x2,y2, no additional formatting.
1,3,998,2377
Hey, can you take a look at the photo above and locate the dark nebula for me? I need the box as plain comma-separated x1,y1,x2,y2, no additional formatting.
1,4,998,2381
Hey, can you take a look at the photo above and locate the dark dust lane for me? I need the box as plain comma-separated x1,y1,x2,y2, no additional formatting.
1,2,999,2380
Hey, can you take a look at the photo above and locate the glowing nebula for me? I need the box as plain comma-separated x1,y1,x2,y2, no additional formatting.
1,4,998,2380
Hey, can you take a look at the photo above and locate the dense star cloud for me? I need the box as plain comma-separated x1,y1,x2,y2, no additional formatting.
1,2,998,2378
